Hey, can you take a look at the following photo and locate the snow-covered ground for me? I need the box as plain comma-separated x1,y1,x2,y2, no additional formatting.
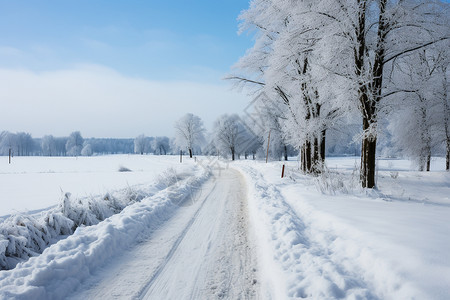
0,155,449,299
0,155,192,217
234,156,450,299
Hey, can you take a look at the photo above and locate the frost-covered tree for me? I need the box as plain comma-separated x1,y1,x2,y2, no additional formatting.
81,143,93,156
238,115,262,159
153,136,171,155
244,100,289,161
66,131,84,156
55,137,68,156
317,0,448,186
41,135,56,156
0,131,35,156
0,131,15,155
15,132,34,156
388,47,450,171
439,62,450,171
231,0,346,173
174,113,205,158
427,45,450,171
213,114,251,161
86,138,134,155
134,134,150,155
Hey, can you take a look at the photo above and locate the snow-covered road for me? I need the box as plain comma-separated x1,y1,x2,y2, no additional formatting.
68,169,259,300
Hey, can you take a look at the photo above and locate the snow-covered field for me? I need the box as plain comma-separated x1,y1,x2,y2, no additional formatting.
0,155,449,299
0,155,192,217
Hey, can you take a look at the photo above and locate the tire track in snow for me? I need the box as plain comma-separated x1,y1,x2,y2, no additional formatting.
66,175,214,300
141,169,259,300
135,182,218,299
69,169,259,300
195,169,259,300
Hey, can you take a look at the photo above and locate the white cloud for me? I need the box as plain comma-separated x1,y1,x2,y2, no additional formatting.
0,65,250,138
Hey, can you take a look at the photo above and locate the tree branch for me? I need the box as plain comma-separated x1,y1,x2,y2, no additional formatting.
383,37,449,65
381,89,417,99
224,76,266,86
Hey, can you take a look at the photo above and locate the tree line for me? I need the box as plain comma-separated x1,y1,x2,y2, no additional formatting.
0,131,173,157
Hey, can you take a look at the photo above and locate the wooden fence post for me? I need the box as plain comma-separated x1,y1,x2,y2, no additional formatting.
281,164,285,178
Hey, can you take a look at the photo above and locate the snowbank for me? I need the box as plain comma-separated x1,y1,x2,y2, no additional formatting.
0,168,179,271
0,166,210,299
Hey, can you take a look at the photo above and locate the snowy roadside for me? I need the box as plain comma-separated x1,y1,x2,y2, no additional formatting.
234,160,450,299
0,166,210,300
0,168,180,271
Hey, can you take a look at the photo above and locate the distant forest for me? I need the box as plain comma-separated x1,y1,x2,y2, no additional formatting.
0,131,171,157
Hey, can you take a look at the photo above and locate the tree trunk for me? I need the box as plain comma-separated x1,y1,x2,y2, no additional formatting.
301,144,306,172
361,130,377,188
447,140,450,171
305,139,312,172
312,135,320,173
231,147,235,161
284,144,288,161
426,151,431,172
360,112,377,188
313,136,319,164
418,99,432,172
419,163,424,172
442,66,449,171
320,129,326,162
189,148,193,158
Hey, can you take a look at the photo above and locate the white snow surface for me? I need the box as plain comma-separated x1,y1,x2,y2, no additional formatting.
0,155,192,217
234,157,450,299
0,155,449,299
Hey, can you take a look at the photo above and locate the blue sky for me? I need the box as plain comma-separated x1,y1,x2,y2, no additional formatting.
0,1,253,138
